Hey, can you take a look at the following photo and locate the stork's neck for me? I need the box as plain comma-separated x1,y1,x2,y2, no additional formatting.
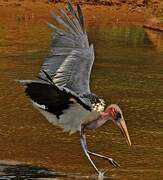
83,112,109,130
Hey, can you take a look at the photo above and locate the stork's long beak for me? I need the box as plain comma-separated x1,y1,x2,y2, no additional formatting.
116,118,131,146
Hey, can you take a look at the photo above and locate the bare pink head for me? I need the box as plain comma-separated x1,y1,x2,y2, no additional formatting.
83,104,131,146
104,104,131,146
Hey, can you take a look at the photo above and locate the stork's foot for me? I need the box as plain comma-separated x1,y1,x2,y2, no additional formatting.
107,158,120,168
98,171,105,179
88,151,120,168
97,169,108,179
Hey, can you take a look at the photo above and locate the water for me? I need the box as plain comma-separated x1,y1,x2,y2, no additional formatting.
0,18,163,179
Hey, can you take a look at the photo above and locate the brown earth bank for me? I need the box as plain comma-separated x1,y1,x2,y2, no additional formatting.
0,0,162,30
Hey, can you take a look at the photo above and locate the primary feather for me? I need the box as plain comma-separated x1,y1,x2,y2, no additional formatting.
39,2,94,95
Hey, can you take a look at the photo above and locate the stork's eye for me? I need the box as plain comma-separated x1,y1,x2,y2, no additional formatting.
115,112,121,120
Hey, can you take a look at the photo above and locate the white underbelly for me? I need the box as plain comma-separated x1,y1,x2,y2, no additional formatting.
32,101,100,135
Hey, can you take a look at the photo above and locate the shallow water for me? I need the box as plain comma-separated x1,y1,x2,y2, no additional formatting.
0,18,163,179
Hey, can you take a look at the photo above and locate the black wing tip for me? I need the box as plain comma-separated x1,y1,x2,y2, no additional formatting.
67,0,72,6
76,3,85,32
76,3,81,10
67,1,85,32
67,1,72,9
50,1,85,33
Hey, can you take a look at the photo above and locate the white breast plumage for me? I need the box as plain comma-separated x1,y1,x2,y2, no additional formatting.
32,100,100,135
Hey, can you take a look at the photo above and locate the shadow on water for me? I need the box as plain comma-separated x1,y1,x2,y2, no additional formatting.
0,160,66,179
0,161,109,179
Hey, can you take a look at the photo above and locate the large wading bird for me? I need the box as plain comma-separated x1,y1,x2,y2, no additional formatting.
18,2,131,175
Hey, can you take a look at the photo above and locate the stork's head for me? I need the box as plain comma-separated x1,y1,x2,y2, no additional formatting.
104,104,131,146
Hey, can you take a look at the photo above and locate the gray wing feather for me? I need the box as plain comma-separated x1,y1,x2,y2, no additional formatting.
39,2,94,95
53,45,94,94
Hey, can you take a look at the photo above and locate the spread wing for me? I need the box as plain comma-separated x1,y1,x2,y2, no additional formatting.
39,2,94,95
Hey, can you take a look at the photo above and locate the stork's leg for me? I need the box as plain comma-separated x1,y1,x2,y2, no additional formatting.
80,132,100,174
81,132,120,168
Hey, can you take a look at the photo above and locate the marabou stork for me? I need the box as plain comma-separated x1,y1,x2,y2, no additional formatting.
18,2,131,175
